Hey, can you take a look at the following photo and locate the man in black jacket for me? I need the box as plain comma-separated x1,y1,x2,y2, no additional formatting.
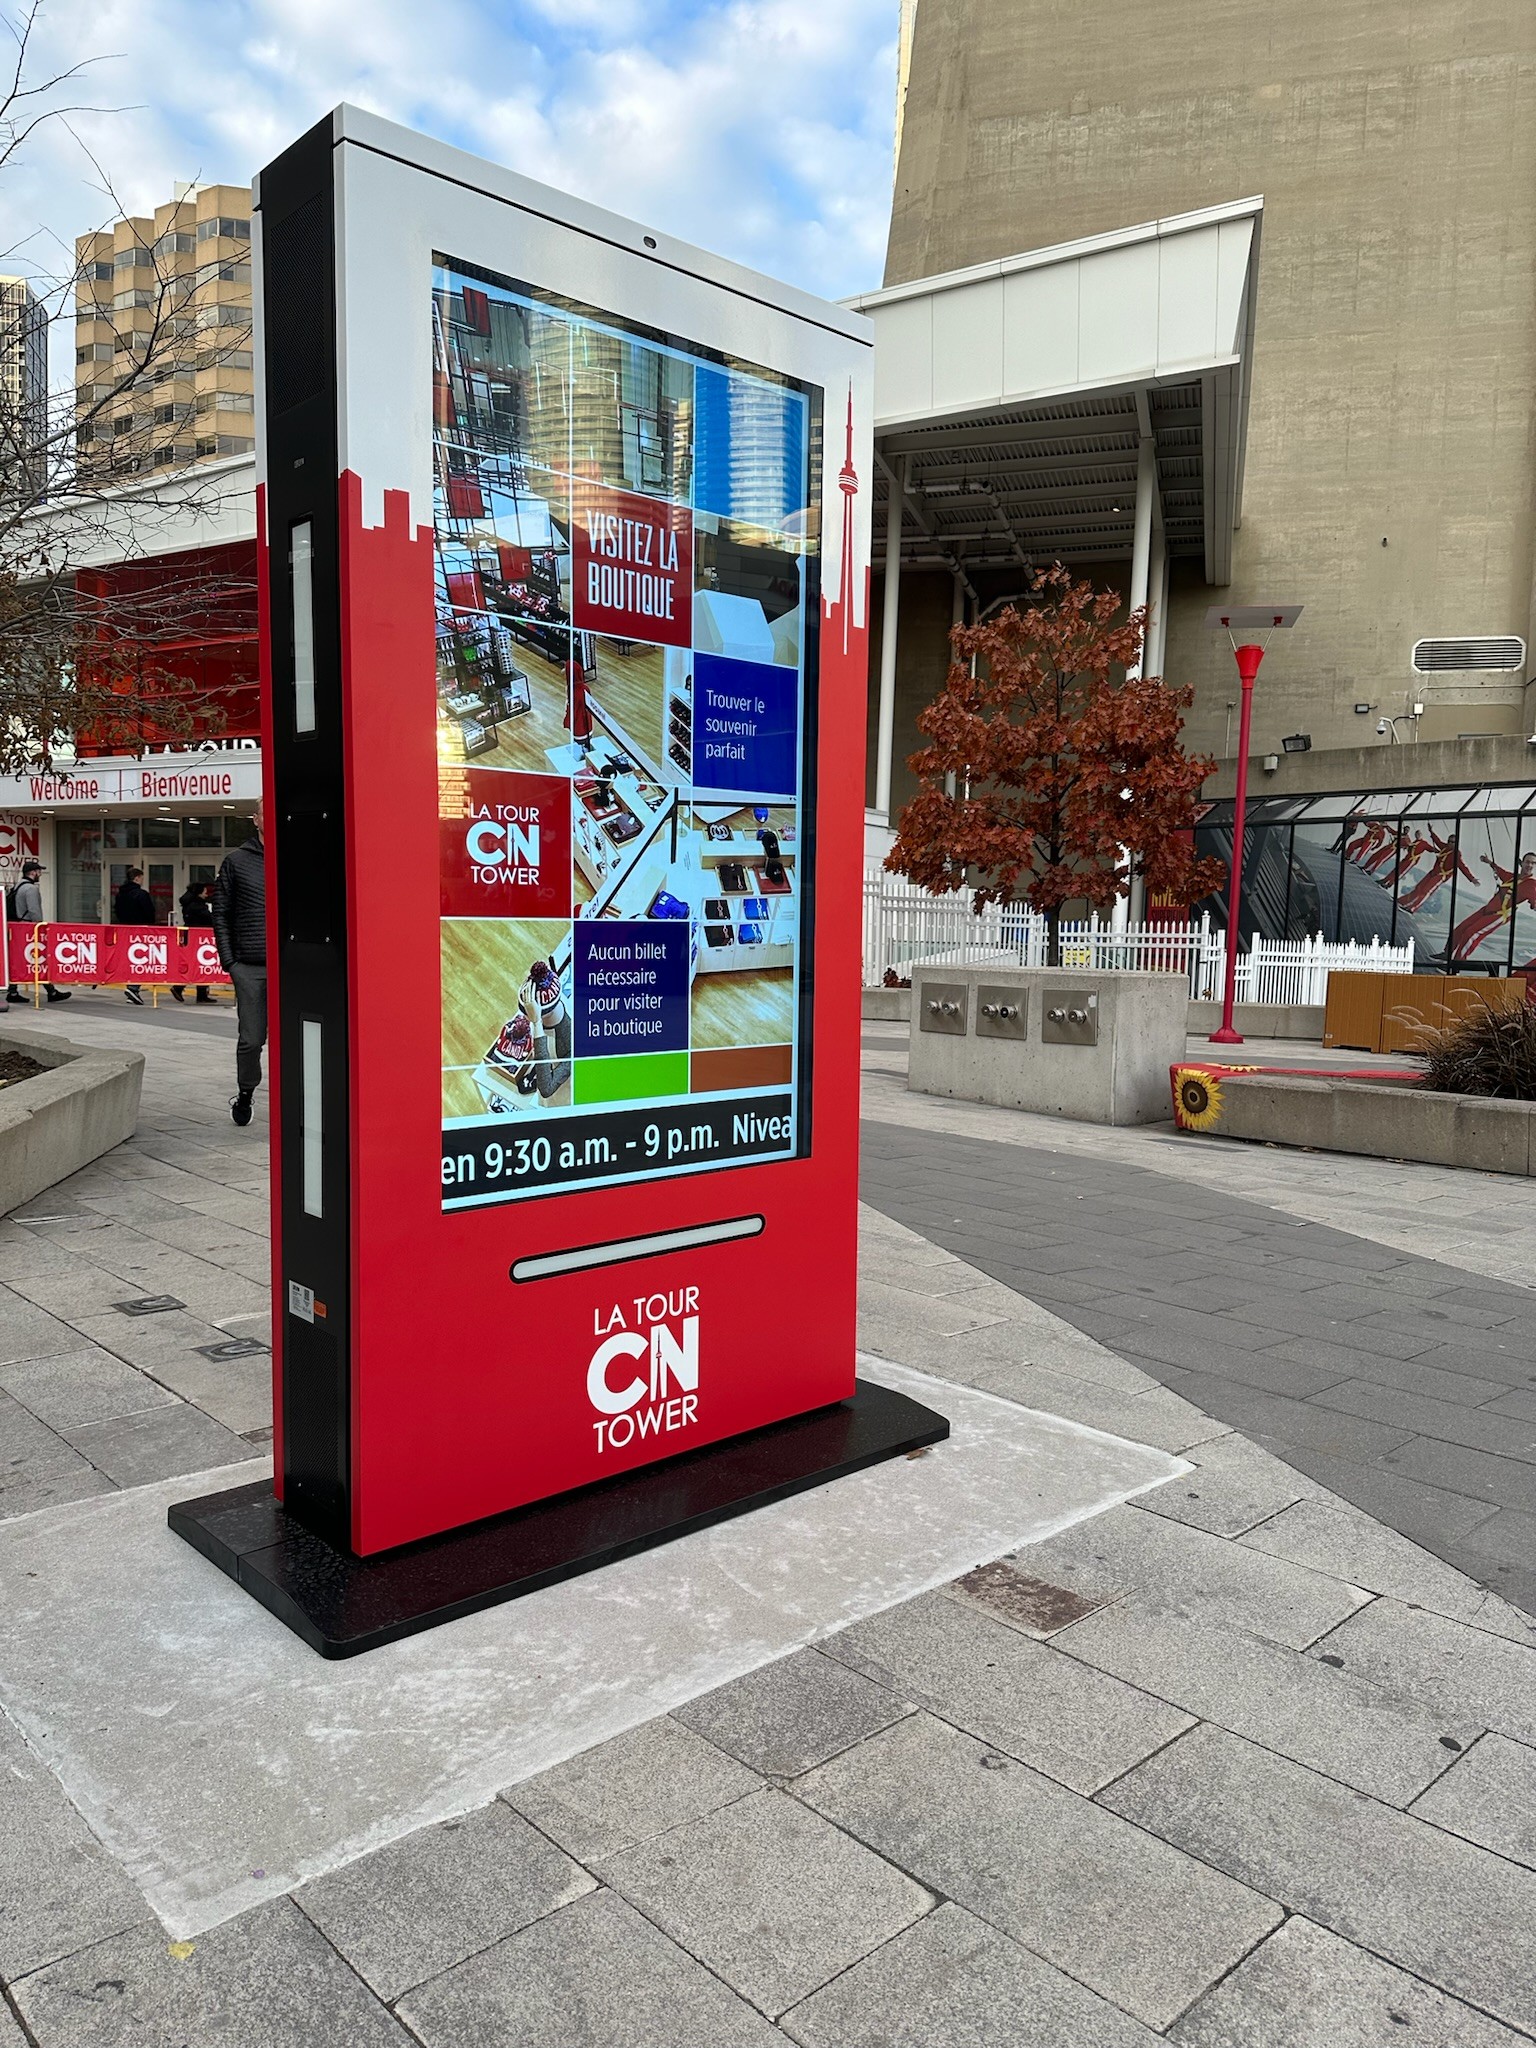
212,803,267,1126
113,865,157,1005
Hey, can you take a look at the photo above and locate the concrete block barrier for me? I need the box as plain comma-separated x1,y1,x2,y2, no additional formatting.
0,1029,145,1215
1213,1072,1534,1178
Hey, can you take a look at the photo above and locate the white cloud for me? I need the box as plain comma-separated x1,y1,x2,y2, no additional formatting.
0,0,898,396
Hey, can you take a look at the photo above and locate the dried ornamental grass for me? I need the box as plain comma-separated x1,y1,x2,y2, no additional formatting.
1416,996,1536,1101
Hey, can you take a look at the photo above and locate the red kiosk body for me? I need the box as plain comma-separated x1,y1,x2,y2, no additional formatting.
171,109,945,1653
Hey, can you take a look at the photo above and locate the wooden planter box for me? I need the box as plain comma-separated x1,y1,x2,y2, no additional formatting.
1323,972,1523,1056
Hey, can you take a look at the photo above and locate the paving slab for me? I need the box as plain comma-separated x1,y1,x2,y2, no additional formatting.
1312,1597,1536,1745
859,1110,1536,1616
1170,1915,1530,2047
1136,1428,1317,1538
0,1295,80,1368
0,1713,148,1982
822,1589,1193,1795
1151,1365,1419,1463
1100,1722,1536,2034
504,1716,760,1864
1249,1441,1502,1555
939,1556,1113,1637
111,1349,272,1436
1378,1435,1536,1518
11,1898,408,2047
798,1710,1281,2030
672,1647,908,1777
397,1889,784,2048
597,1786,932,2017
1303,1346,1515,1409
1408,1732,1536,1869
294,1798,594,2002
61,1403,251,1486
0,1346,176,1433
1239,1497,1535,1640
781,1900,1163,2048
0,1391,114,1522
1015,1501,1370,1650
4,1264,153,1320
0,1360,1182,1940
954,1364,1228,1454
857,1276,1010,1342
1316,1381,1536,1465
1056,1597,1472,1805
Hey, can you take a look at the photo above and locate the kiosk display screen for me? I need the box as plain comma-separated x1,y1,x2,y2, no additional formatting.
433,260,820,1207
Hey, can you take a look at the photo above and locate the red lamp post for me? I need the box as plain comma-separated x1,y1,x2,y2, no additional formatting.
1203,605,1303,1045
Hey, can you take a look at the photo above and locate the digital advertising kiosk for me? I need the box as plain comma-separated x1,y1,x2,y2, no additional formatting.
170,108,947,1656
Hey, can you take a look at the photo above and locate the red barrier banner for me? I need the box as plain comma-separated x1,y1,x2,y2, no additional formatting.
5,924,230,987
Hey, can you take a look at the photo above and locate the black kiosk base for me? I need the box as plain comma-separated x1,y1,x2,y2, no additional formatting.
169,1379,949,1658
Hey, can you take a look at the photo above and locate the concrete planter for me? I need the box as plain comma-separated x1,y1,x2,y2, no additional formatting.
908,967,1187,1125
0,1028,145,1215
1203,1072,1536,1178
869,987,1326,1042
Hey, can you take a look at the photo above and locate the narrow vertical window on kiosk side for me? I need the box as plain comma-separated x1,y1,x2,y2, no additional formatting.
290,520,316,734
301,1017,323,1217
433,258,821,1210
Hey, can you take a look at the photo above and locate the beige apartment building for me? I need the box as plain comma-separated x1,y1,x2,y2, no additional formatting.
867,1,1536,826
74,181,253,482
0,274,46,501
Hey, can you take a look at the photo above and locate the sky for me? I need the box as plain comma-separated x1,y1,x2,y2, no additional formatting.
1,0,901,390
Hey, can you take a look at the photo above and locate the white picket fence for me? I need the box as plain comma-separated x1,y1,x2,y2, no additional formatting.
863,869,1415,1005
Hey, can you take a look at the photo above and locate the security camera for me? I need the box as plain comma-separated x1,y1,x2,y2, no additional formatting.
1376,719,1388,735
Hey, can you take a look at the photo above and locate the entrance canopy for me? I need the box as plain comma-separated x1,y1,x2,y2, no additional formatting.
848,195,1262,587
847,196,1263,820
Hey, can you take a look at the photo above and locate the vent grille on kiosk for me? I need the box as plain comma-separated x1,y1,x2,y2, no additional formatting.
1411,635,1526,674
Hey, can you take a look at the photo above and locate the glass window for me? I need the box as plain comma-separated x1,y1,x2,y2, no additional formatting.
1391,818,1467,959
1297,795,1364,823
1459,786,1535,814
102,817,139,849
181,816,222,846
1286,818,1350,940
1449,814,1525,971
54,820,104,922
1514,819,1536,970
1416,787,1478,816
141,816,179,848
225,813,254,846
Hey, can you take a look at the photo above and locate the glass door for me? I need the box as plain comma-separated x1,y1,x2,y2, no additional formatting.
145,862,176,924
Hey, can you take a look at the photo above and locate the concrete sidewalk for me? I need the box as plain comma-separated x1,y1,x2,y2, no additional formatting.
0,1009,1535,2046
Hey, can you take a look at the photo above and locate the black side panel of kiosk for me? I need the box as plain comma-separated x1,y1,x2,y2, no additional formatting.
260,116,353,1550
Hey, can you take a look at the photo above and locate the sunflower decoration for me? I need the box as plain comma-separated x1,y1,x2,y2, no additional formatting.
1173,1067,1224,1130
1173,1063,1259,1130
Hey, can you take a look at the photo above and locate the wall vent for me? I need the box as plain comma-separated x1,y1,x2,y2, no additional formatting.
1411,635,1525,674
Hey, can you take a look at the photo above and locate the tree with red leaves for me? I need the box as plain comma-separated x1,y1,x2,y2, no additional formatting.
888,566,1225,966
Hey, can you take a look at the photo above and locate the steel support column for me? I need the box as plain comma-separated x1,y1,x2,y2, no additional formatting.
874,456,906,822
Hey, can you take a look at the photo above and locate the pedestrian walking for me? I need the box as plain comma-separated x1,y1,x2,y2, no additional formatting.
5,859,70,1005
112,864,157,1005
169,878,216,1005
212,802,266,1126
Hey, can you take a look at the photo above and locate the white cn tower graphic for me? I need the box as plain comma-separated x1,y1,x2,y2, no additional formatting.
837,383,859,656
